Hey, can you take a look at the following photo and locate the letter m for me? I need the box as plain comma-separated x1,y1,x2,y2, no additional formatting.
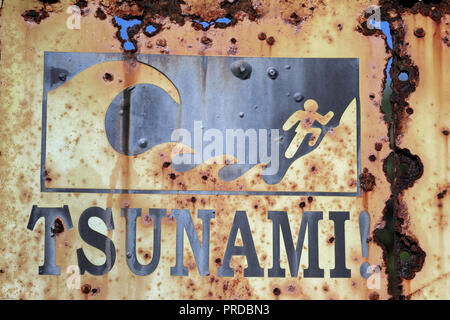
268,211,323,278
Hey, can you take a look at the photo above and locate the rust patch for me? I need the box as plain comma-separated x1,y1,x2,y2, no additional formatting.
437,189,447,200
413,27,425,38
74,0,88,9
383,148,423,193
102,72,114,82
272,287,281,296
396,234,426,281
155,38,167,48
50,218,64,237
96,0,263,52
200,35,212,46
21,9,49,24
443,32,450,47
44,169,52,183
266,36,275,46
369,292,380,300
219,0,261,22
278,0,324,27
81,283,91,294
359,168,376,192
22,0,62,23
95,7,107,20
91,287,100,296
380,0,450,21
287,12,303,25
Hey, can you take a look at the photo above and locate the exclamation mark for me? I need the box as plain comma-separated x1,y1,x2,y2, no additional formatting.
359,211,371,278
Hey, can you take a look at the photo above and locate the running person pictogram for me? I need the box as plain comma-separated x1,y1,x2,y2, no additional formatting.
282,99,334,159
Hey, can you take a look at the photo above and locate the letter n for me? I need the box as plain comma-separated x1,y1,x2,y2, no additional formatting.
170,210,215,276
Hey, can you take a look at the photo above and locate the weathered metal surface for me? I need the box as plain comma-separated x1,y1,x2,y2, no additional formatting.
0,0,447,300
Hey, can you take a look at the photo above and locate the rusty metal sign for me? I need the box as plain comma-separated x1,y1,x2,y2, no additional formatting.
0,0,449,302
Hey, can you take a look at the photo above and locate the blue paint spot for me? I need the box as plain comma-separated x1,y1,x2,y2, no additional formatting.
398,72,409,81
216,17,231,24
377,20,393,83
194,17,232,29
145,24,157,34
380,21,393,50
368,19,393,50
386,56,393,82
194,19,212,29
123,42,135,51
378,21,394,122
114,16,142,50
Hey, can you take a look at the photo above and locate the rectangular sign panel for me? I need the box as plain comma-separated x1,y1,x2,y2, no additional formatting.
42,52,360,196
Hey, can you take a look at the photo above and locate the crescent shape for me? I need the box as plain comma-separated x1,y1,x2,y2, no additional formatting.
47,60,181,107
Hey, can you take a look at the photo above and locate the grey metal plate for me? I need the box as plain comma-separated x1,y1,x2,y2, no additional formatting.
41,52,360,196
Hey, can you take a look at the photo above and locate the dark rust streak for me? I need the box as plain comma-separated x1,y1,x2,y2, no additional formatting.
356,0,450,299
406,272,450,299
